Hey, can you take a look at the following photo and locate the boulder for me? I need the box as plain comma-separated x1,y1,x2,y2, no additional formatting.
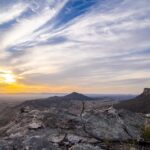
48,133,66,143
82,108,145,141
28,122,43,130
69,144,102,150
23,136,60,150
67,134,87,144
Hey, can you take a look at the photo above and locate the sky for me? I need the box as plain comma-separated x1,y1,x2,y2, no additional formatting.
0,0,150,94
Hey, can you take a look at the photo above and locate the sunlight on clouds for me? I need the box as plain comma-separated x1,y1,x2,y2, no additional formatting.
3,74,16,84
0,68,16,84
0,0,68,50
0,0,150,93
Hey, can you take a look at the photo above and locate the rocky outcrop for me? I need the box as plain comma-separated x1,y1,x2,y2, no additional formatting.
114,88,150,113
69,144,102,150
0,92,148,149
0,101,146,150
143,88,150,96
82,108,144,141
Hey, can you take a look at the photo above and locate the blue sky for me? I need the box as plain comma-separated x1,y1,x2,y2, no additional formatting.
0,0,150,94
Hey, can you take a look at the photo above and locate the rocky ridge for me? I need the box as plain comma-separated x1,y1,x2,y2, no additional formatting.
115,88,150,113
0,92,149,149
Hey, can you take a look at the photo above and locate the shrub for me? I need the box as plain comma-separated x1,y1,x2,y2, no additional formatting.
142,127,150,141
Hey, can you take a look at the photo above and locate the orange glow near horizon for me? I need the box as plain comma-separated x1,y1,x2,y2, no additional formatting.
0,68,141,94
0,81,141,94
0,68,79,93
0,83,80,94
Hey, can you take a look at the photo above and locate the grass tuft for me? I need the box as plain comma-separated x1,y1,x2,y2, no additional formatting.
142,127,150,141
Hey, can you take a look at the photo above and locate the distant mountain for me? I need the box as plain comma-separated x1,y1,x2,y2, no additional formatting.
114,88,150,113
63,92,93,100
16,92,93,109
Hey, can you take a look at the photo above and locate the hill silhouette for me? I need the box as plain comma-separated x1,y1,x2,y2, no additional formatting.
114,88,150,113
63,92,92,100
16,92,93,109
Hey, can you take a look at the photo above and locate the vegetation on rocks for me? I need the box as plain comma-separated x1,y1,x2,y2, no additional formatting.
142,127,150,141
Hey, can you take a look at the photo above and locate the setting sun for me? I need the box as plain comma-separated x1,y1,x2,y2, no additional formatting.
0,68,16,84
3,73,16,84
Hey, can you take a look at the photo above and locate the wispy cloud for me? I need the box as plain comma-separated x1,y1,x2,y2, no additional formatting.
0,2,28,25
0,0,150,93
0,0,68,51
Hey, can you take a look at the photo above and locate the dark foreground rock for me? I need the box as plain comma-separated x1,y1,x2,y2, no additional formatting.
69,144,102,150
82,108,144,141
0,97,149,150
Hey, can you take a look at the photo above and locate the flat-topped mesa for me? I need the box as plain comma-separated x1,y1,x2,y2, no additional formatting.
142,88,150,96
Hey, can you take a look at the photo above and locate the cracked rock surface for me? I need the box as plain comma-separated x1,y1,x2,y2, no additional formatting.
82,108,144,141
0,99,146,150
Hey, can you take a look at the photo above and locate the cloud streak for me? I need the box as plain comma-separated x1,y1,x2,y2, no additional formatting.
0,2,28,25
0,0,150,93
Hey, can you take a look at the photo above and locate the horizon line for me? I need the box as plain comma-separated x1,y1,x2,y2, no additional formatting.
0,92,138,95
